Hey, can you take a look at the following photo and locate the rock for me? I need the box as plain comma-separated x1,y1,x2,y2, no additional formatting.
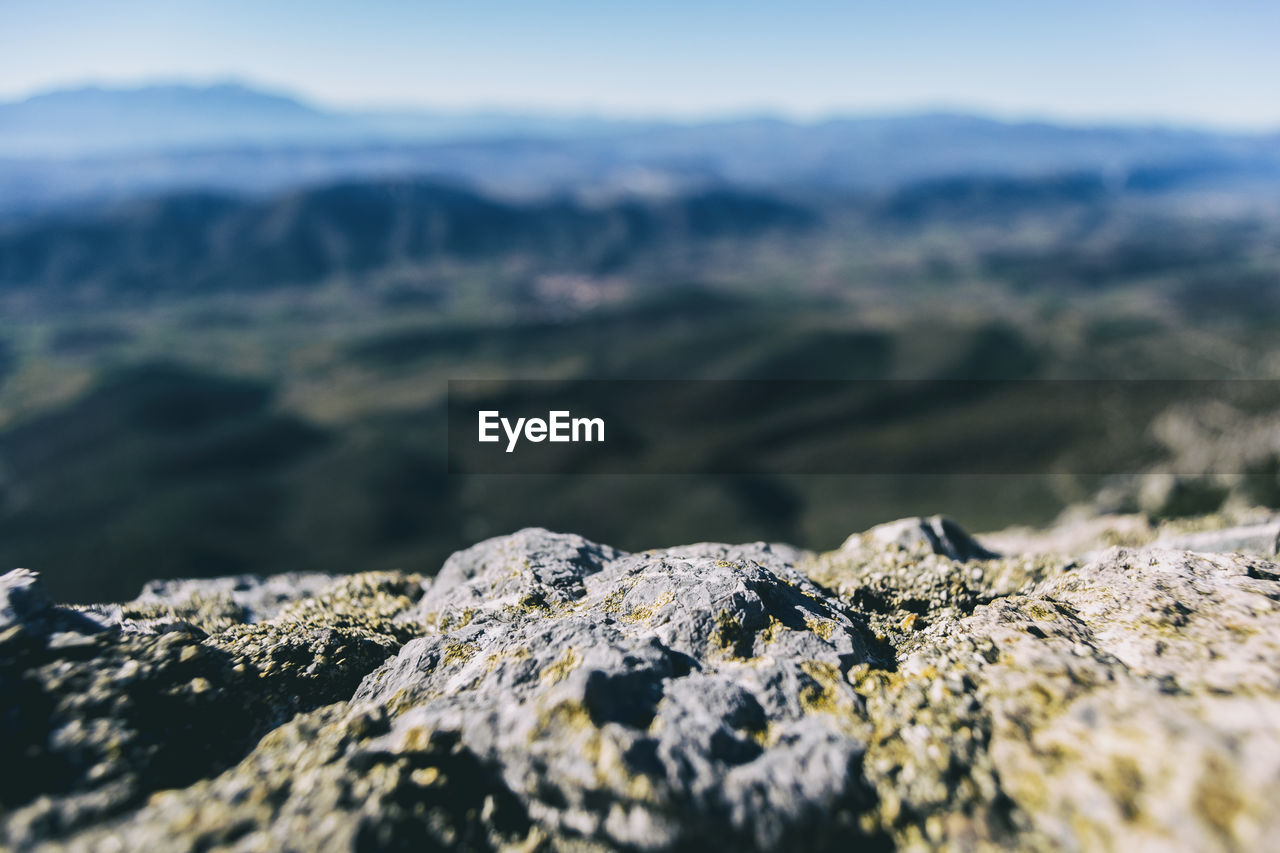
647,540,813,572
130,572,336,627
0,571,424,847
984,505,1280,559
812,522,1064,645
361,533,881,850
829,546,1280,850
844,515,999,561
979,509,1156,557
4,518,1280,851
1,569,50,630
966,549,1280,850
40,702,539,853
1,568,108,636
1152,519,1280,556
405,528,623,630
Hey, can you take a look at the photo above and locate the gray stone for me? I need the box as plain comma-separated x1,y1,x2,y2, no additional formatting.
1,568,111,637
5,518,1280,851
1,569,51,630
1152,519,1280,556
0,571,424,849
404,527,623,631
845,515,999,561
133,572,336,624
357,537,880,850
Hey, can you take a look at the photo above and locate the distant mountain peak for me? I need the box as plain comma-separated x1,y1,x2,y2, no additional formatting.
11,79,318,107
0,81,341,156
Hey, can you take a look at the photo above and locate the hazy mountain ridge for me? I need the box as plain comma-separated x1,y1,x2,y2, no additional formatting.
3,82,1279,217
5,163,1275,306
0,180,813,298
0,83,352,154
0,82,661,156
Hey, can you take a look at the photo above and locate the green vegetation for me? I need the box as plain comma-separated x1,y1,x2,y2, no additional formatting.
1,173,1277,600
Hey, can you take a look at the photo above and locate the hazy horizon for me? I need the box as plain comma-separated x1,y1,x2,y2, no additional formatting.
6,76,1280,137
4,1,1280,131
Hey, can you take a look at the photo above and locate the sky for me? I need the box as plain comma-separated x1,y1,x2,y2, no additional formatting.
3,0,1279,129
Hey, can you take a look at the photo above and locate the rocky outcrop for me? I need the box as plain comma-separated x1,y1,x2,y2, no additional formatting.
2,514,1278,851
0,570,423,844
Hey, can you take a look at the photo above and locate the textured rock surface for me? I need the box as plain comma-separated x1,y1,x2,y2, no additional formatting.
3,516,1279,851
0,569,423,844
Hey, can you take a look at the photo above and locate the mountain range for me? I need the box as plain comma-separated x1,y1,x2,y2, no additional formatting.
0,180,813,297
2,82,1279,217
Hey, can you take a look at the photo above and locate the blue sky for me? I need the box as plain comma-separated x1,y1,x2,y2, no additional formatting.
3,0,1279,128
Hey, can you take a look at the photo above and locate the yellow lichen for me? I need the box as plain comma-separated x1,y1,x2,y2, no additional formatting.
746,721,775,747
602,584,635,614
516,592,553,614
386,687,420,716
712,609,753,659
539,647,584,685
622,592,675,624
441,641,478,666
1025,601,1055,620
804,614,836,640
759,614,784,644
529,700,596,744
400,724,434,751
438,608,476,632
410,766,441,787
799,659,853,716
485,645,531,672
1194,752,1245,843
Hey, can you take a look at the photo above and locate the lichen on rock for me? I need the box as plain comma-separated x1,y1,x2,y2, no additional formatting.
3,514,1279,851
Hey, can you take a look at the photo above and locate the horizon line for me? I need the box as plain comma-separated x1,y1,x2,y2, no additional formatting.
5,75,1280,137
